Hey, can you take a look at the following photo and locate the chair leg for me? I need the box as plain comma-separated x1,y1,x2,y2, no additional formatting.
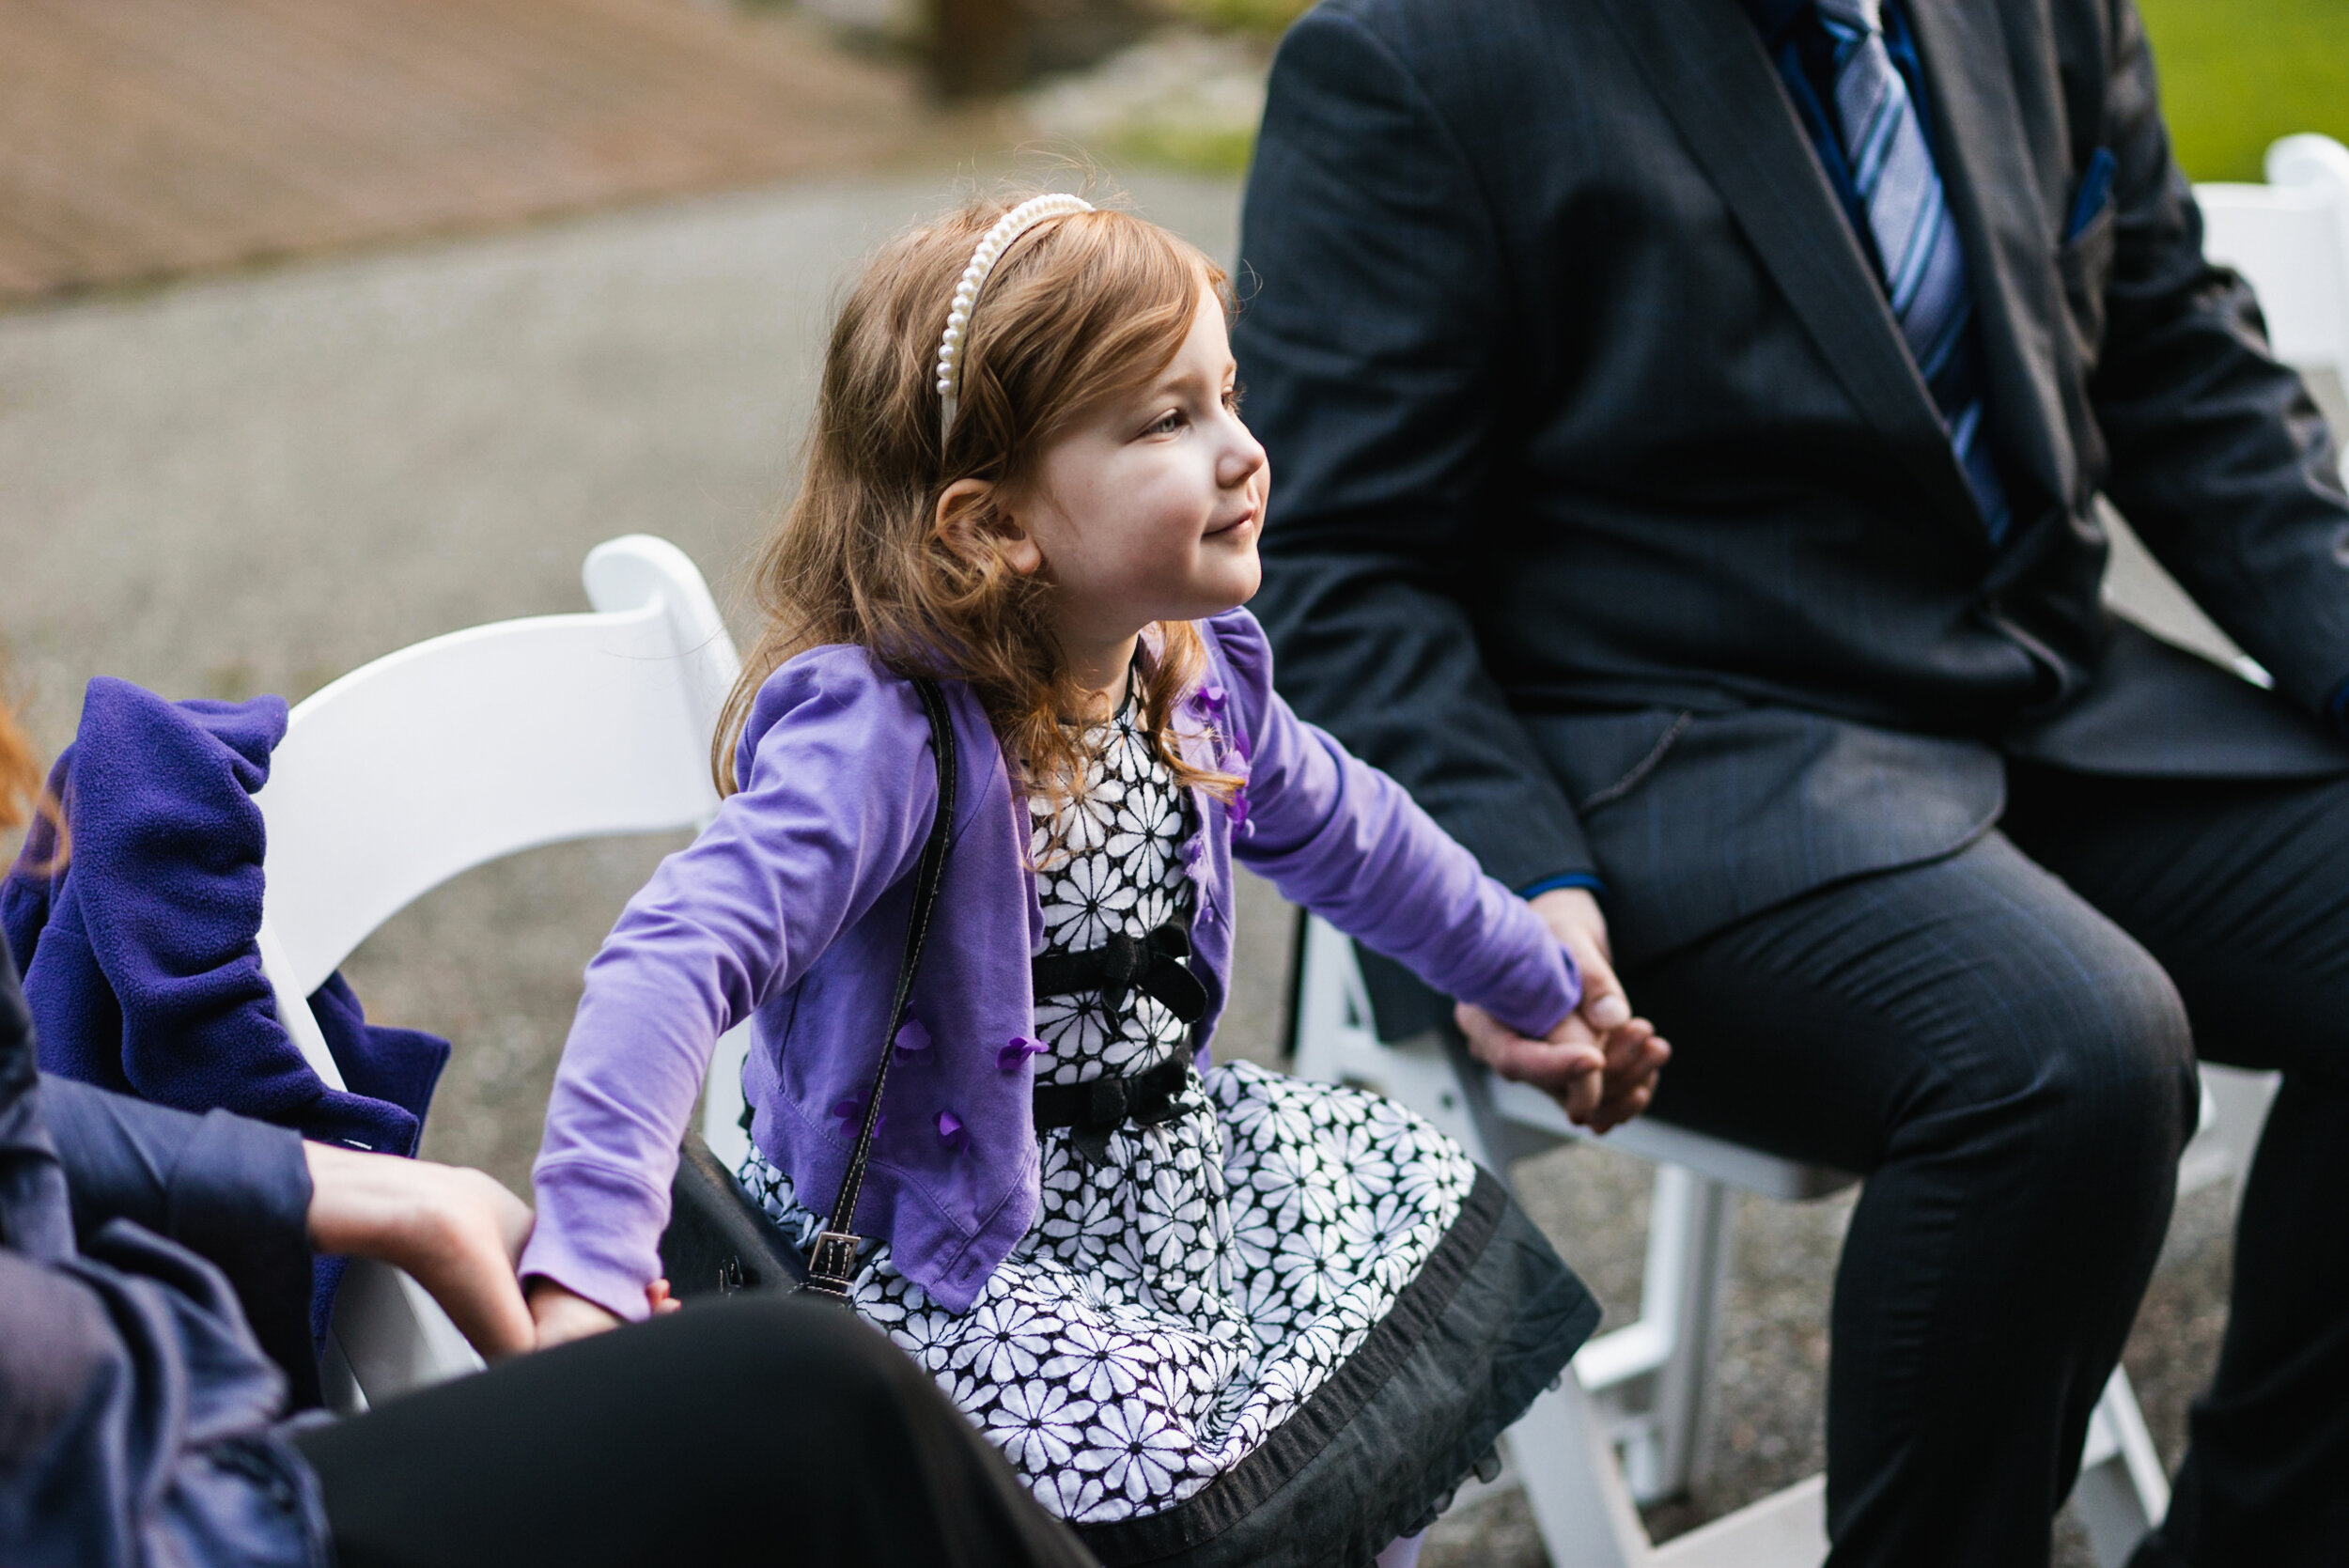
1632,1165,1734,1501
2071,1364,2170,1567
1506,1373,1657,1568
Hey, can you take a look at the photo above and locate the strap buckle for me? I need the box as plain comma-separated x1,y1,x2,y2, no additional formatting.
799,1229,864,1303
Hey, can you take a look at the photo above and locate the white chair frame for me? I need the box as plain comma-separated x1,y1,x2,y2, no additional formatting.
1283,133,2349,1568
251,535,742,1413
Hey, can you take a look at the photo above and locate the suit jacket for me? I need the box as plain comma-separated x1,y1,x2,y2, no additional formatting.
1234,0,2349,992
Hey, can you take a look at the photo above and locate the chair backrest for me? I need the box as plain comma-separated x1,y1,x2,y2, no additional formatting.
2195,133,2349,377
253,536,741,1089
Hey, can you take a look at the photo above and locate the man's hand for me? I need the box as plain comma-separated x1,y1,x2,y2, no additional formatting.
1466,887,1672,1133
1455,999,1608,1124
1532,888,1630,1030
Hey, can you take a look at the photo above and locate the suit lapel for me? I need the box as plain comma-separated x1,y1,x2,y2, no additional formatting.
1903,0,2074,512
1592,0,1987,544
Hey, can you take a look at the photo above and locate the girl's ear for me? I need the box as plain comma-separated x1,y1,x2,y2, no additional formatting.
934,478,1043,577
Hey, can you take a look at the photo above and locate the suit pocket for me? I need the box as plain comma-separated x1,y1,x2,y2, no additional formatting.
2055,199,2116,373
1517,708,1696,815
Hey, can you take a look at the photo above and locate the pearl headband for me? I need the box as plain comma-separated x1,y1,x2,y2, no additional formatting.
936,194,1096,446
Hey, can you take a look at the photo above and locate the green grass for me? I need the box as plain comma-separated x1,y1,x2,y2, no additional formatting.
1159,0,1311,37
2138,0,2349,181
1110,121,1262,178
1118,0,2347,182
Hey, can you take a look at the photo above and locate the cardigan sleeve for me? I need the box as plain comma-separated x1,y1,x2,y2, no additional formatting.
1208,610,1579,1038
521,648,941,1321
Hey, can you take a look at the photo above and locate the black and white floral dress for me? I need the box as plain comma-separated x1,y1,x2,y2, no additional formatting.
738,695,1480,1527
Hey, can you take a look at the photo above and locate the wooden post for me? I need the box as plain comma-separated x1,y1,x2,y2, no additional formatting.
930,0,1026,98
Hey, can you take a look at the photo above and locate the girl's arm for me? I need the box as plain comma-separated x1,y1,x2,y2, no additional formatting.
520,653,942,1327
1209,609,1579,1038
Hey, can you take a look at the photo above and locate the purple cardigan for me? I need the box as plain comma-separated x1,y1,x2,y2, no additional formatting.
523,610,1579,1317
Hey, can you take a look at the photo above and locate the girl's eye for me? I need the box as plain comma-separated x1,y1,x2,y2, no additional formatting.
1223,383,1244,412
1146,409,1186,436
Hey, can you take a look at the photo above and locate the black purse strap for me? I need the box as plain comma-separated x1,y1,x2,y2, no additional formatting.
800,675,957,1302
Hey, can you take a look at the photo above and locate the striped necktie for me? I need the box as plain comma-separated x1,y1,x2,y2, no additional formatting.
1814,0,2011,541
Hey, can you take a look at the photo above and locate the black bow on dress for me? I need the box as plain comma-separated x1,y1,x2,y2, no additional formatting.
1029,922,1208,1024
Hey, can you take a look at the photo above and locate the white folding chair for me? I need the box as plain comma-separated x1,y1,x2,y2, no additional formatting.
2198,134,2349,418
250,535,742,1414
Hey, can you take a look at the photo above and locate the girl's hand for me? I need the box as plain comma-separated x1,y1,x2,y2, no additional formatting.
525,1278,627,1349
303,1144,537,1359
1587,1017,1670,1134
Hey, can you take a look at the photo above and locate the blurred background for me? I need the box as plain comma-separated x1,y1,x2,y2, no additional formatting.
0,1,2328,1560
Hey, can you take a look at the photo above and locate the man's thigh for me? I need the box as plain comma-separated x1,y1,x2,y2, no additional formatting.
2001,763,2349,1080
1618,831,2195,1175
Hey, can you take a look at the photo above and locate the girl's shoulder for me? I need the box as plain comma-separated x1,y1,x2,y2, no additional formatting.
1195,608,1275,718
737,644,945,780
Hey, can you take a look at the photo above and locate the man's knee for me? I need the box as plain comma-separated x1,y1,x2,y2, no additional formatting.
1920,952,2197,1191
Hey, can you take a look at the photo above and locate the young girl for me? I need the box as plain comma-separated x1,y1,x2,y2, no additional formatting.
521,192,1647,1565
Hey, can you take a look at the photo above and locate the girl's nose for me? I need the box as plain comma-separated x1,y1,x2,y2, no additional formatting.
1221,421,1268,491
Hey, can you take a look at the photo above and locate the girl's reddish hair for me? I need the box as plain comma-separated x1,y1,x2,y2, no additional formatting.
714,189,1243,812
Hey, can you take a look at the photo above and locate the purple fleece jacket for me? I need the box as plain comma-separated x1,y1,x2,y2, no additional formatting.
522,609,1579,1317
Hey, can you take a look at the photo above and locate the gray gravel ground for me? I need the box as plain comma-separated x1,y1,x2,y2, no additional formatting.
0,169,2242,1564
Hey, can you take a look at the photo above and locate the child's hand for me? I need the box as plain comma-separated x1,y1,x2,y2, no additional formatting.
526,1278,628,1350
1588,1016,1670,1134
1455,1001,1609,1126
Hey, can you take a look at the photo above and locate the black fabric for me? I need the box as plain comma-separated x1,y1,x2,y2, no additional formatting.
1069,1169,1596,1568
1235,0,2349,964
1031,923,1209,1026
292,1292,1098,1568
659,1129,807,1299
1999,764,2349,1568
1030,1054,1192,1170
1611,763,2349,1566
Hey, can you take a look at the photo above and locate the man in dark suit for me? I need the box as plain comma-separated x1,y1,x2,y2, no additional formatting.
1233,0,2349,1562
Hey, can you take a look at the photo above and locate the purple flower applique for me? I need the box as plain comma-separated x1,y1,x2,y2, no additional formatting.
830,1097,884,1137
998,1035,1049,1072
1189,681,1228,722
1182,833,1220,927
894,1015,931,1058
937,1110,969,1152
1174,826,1212,887
1227,782,1253,840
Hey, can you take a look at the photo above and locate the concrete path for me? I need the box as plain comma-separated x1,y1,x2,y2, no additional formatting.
0,171,2230,1564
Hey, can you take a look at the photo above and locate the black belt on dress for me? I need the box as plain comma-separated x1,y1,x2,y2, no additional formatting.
1029,922,1208,1024
1032,1053,1193,1136
1032,1054,1194,1165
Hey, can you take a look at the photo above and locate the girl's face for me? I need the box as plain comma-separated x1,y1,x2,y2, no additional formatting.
1011,282,1268,669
